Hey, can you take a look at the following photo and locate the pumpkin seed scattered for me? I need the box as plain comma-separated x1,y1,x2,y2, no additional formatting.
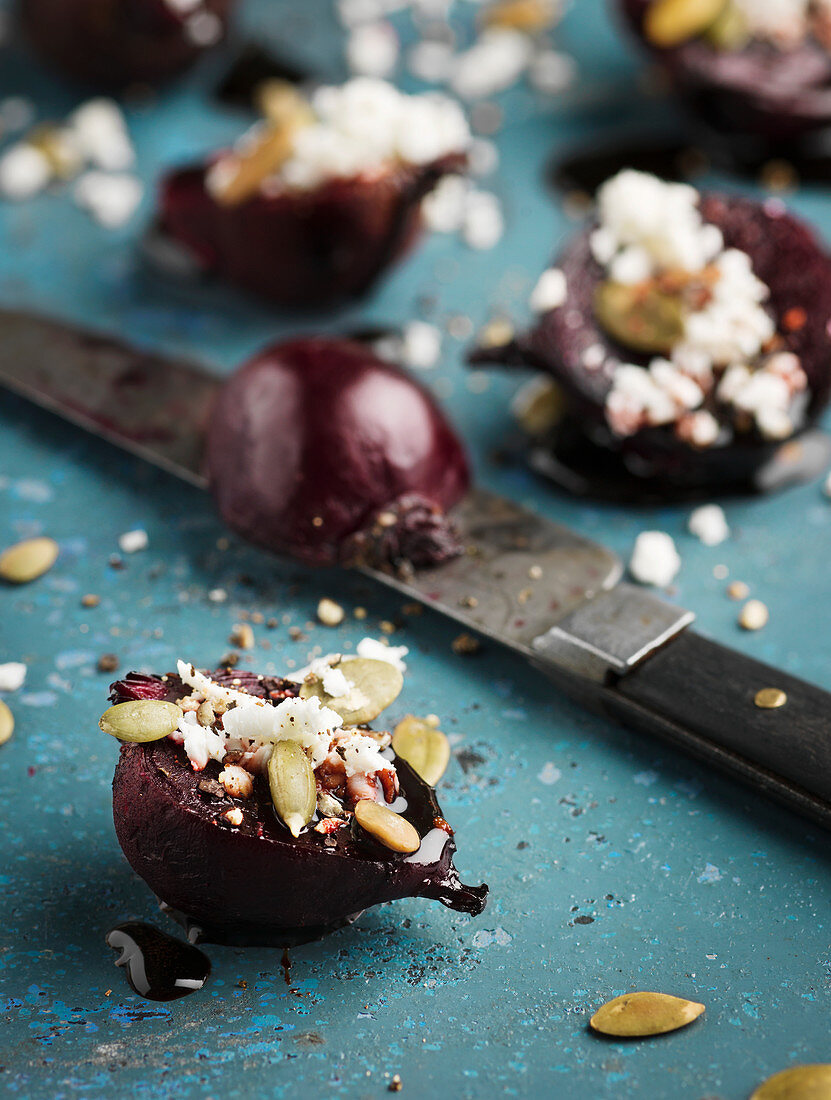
594,280,686,355
750,1065,831,1100
268,741,316,838
0,700,14,746
643,0,727,48
99,700,182,743
354,799,421,854
0,536,59,584
392,715,451,787
589,991,705,1037
300,657,403,726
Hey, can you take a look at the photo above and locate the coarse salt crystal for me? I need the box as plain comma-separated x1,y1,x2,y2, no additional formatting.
688,504,730,546
629,531,681,587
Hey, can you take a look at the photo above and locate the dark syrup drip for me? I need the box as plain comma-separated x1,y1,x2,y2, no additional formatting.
528,418,831,504
215,43,312,110
106,922,211,1002
281,948,292,986
159,900,367,949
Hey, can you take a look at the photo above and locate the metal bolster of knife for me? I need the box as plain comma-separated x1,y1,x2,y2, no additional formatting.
530,583,695,684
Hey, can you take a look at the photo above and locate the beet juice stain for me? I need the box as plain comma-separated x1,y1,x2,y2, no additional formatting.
106,923,211,1002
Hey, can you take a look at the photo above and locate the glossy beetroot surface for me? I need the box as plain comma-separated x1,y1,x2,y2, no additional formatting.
19,0,235,90
159,154,464,308
207,337,470,567
475,192,831,491
621,0,831,141
110,670,488,944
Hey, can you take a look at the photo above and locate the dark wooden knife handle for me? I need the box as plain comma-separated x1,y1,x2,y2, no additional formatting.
598,630,831,830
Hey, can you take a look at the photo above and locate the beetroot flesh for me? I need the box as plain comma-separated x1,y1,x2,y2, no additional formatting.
159,153,465,308
474,192,831,492
19,0,235,90
621,0,831,141
110,671,488,943
207,337,470,567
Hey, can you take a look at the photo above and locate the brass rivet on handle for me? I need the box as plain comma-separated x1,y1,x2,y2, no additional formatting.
754,687,787,710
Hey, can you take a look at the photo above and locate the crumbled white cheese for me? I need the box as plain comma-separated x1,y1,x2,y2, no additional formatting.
401,320,442,369
468,138,499,178
605,360,702,437
717,352,807,440
339,732,391,777
179,709,226,770
322,667,351,698
407,38,456,83
421,174,469,233
74,172,143,228
529,268,567,313
178,660,264,709
355,637,408,671
450,29,532,100
0,662,26,692
254,78,470,194
688,504,730,546
68,99,134,172
461,189,504,251
346,21,399,77
0,143,51,201
629,531,681,588
118,528,148,554
218,764,254,798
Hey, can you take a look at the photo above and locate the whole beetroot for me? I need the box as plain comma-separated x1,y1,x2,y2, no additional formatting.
207,337,470,567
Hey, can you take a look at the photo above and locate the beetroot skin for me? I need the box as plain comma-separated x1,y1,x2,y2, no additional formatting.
475,192,831,489
110,671,488,942
159,154,464,308
19,0,235,90
207,337,470,567
621,0,831,141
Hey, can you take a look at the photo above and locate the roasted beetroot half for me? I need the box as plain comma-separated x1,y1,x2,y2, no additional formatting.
18,0,235,90
108,669,488,944
207,336,470,567
474,188,831,494
159,152,464,308
620,0,831,142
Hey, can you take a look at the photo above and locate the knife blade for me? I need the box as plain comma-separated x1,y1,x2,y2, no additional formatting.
2,307,829,831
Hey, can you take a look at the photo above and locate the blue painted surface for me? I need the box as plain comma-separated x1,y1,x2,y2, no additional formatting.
1,1,830,1097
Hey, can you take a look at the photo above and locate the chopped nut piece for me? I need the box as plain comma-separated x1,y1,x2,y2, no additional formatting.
739,599,769,631
402,602,423,616
388,1075,403,1093
354,607,367,620
223,807,244,826
728,581,750,601
528,564,543,580
517,587,533,605
197,777,227,800
452,633,481,656
229,623,255,650
196,700,215,728
218,765,254,799
97,653,119,673
220,651,240,668
459,595,479,608
380,620,396,635
317,598,345,627
81,593,100,608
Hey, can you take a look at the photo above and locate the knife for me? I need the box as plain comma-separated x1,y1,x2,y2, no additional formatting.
2,306,829,831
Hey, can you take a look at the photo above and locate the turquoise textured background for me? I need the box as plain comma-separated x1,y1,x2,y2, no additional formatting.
1,1,830,1097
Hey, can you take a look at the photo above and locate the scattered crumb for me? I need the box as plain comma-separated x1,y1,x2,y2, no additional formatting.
74,171,143,228
208,588,227,603
727,580,750,601
118,528,148,554
452,632,481,656
401,320,442,370
223,807,244,827
388,1075,403,1093
81,593,100,608
230,623,255,650
629,532,681,588
353,607,367,621
379,620,396,635
739,599,769,631
317,598,345,627
529,564,543,580
713,564,729,580
97,653,119,673
688,504,730,547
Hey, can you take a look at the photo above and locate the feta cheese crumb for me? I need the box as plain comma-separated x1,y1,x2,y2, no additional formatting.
355,637,408,671
461,190,504,250
688,504,730,546
629,531,681,587
0,143,51,200
322,667,352,698
529,267,567,313
421,174,469,233
67,99,134,172
401,320,442,369
0,662,26,692
346,21,399,77
118,528,148,554
450,29,532,100
74,172,143,228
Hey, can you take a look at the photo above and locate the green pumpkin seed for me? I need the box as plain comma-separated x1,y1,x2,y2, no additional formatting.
644,0,727,48
268,741,316,838
300,657,403,726
392,715,450,787
594,280,686,355
0,537,59,584
0,700,14,746
590,991,705,1037
99,700,182,743
354,799,421,854
751,1066,831,1100
704,2,749,50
